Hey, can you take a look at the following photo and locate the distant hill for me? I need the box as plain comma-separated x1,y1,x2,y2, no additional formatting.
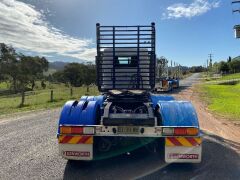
49,61,68,71
44,61,68,76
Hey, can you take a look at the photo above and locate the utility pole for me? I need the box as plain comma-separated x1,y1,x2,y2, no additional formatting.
173,61,176,78
206,59,208,75
178,64,181,78
167,60,169,79
170,60,172,78
209,53,213,61
208,53,213,71
209,53,213,65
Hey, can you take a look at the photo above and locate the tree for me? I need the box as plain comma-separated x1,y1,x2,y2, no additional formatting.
52,63,97,88
16,56,49,106
52,71,66,83
19,55,48,90
83,64,96,92
63,63,85,87
219,61,230,74
209,59,213,70
41,80,46,89
227,56,232,63
189,66,205,73
1,44,49,93
229,59,240,73
0,43,19,92
212,62,220,73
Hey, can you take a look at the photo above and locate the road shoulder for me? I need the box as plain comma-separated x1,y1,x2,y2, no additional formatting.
173,85,240,148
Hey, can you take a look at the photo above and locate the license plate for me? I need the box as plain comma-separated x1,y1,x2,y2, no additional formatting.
117,126,139,134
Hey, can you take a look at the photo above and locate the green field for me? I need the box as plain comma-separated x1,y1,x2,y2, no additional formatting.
0,82,98,116
200,82,240,121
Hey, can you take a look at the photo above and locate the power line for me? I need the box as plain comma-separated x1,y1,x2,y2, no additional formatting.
232,1,240,13
232,1,240,4
233,9,240,13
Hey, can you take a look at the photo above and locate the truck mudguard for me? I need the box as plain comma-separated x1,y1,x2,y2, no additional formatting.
58,96,105,133
150,95,175,108
157,101,199,127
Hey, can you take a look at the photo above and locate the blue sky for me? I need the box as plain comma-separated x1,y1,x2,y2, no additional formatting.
0,0,240,66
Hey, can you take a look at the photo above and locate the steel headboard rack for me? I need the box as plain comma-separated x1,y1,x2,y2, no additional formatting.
96,23,156,92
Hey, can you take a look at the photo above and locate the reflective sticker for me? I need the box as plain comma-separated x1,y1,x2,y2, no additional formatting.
166,137,201,147
59,135,93,144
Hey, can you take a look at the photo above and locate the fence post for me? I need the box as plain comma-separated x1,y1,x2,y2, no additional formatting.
70,88,73,97
50,90,53,102
20,90,25,107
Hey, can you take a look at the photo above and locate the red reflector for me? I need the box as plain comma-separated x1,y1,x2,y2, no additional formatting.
174,128,187,135
71,127,84,134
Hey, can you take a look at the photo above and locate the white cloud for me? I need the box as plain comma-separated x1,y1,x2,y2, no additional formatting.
0,0,96,62
163,0,220,19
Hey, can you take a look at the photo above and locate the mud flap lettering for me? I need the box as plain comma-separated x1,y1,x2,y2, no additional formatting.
165,144,202,163
64,151,90,157
168,153,199,159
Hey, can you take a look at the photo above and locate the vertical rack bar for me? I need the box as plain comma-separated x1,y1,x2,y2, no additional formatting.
96,23,100,87
151,22,156,89
137,26,140,89
113,26,116,89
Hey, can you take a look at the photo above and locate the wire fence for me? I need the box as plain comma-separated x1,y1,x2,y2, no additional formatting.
0,86,99,114
0,77,239,115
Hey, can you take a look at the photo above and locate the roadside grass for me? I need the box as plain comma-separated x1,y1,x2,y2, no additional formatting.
203,72,240,82
219,73,240,81
200,83,240,121
0,83,99,115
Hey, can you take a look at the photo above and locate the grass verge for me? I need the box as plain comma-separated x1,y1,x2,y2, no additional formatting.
200,83,240,121
203,72,240,82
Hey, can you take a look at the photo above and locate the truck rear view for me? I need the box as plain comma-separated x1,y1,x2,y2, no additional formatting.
57,23,202,163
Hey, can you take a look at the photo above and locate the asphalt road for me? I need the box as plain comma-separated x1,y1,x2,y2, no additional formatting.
0,73,239,180
179,73,201,87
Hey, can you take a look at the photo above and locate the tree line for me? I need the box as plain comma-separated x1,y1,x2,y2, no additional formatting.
0,43,97,94
186,56,240,74
0,43,49,93
210,56,240,74
189,66,206,73
50,63,96,91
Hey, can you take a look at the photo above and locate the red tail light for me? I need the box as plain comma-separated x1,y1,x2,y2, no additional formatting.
60,126,94,135
174,128,187,135
162,127,199,136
